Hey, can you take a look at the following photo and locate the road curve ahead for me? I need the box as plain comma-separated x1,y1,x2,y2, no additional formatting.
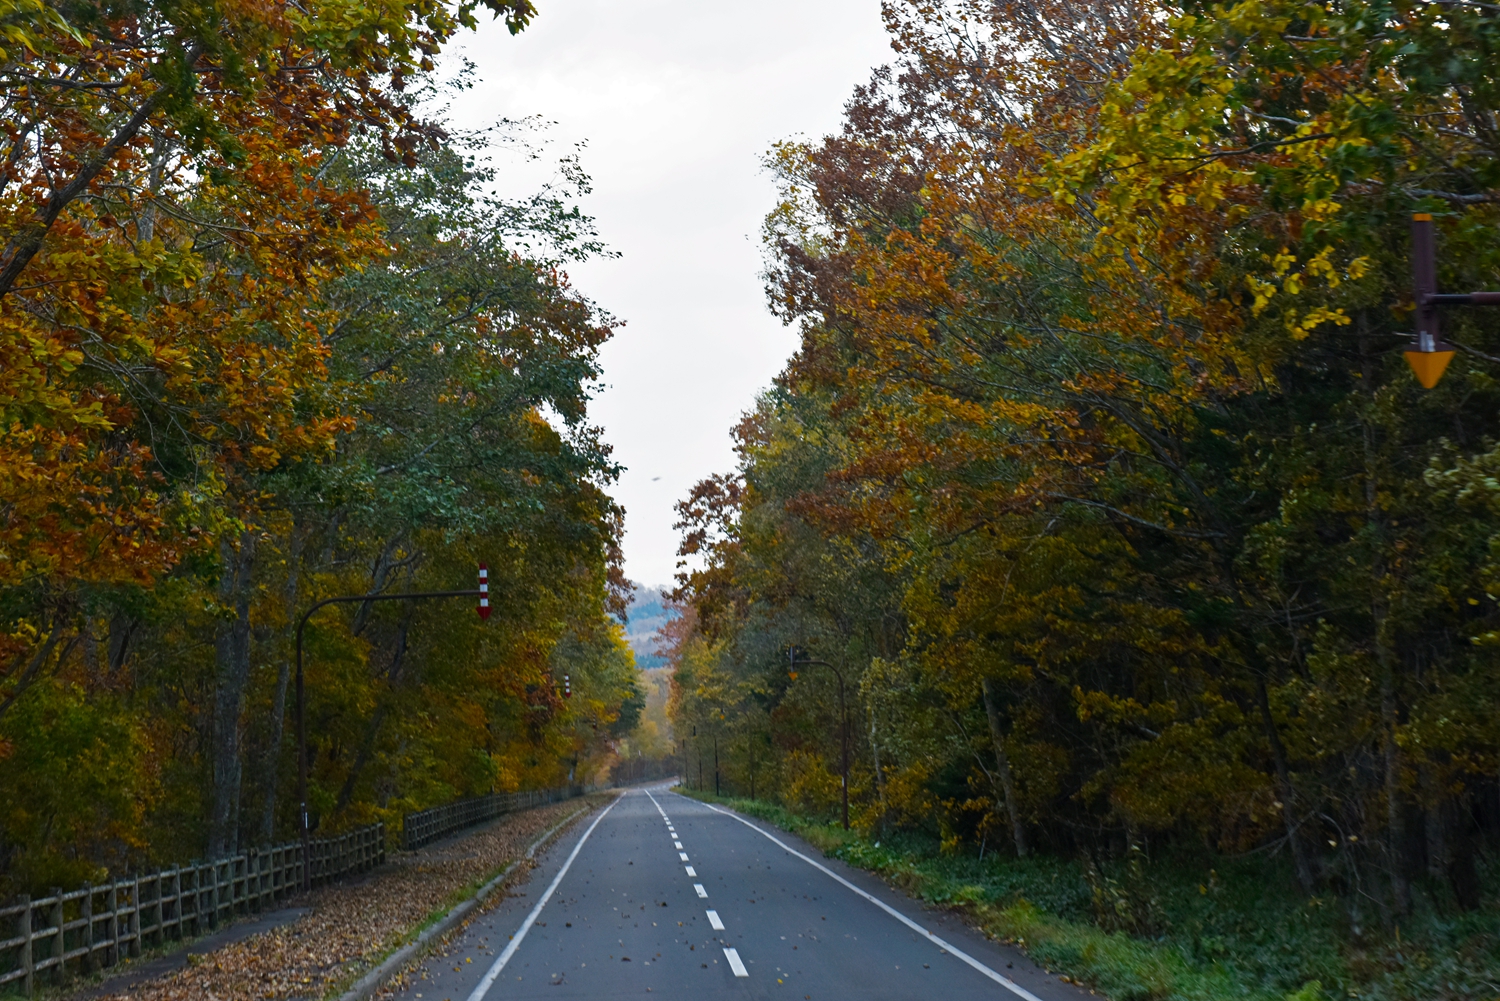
385,786,1095,1001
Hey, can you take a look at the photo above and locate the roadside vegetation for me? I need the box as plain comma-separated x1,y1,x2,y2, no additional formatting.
684,791,1498,1001
0,0,638,897
666,1,1500,998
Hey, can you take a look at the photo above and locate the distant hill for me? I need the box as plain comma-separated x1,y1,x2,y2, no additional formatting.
621,583,677,670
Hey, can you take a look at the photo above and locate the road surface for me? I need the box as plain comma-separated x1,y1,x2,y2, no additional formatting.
384,786,1095,1001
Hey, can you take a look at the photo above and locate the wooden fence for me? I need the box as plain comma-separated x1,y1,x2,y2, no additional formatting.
401,785,583,850
0,823,383,996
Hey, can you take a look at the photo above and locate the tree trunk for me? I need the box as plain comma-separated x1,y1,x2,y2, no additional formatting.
1449,822,1481,910
333,614,411,815
1254,675,1316,894
1359,321,1410,916
981,677,1027,857
1422,767,1449,882
259,658,292,844
0,624,74,723
869,704,887,828
334,704,391,815
106,612,136,679
209,530,256,859
259,523,306,844
1381,682,1411,914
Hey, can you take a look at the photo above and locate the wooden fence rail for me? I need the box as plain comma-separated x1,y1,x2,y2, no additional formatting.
0,824,383,996
401,784,583,851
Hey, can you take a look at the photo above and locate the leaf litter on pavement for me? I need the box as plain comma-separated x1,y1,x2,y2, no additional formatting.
71,796,609,1001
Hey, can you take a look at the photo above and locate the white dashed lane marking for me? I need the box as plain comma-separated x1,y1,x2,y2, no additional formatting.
643,786,750,978
695,796,1051,1001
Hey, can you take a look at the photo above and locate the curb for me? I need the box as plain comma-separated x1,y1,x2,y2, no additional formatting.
335,794,616,1001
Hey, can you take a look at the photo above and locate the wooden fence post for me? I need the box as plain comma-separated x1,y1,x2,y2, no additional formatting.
106,882,119,966
162,870,170,943
173,866,184,940
18,894,33,996
207,862,219,930
128,877,141,958
49,889,63,985
152,871,163,946
189,864,202,937
82,883,95,975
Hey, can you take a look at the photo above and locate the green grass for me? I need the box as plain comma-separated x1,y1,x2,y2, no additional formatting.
681,791,1500,1001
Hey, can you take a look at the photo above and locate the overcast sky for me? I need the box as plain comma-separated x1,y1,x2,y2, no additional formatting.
447,0,893,588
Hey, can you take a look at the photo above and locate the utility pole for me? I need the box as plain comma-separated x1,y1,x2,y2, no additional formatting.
294,565,490,890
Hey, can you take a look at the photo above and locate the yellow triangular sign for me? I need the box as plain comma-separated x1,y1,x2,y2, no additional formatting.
1404,349,1454,389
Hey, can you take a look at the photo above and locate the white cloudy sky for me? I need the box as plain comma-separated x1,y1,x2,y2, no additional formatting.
447,0,893,588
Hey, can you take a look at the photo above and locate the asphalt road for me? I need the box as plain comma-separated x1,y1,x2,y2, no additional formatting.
385,786,1097,1001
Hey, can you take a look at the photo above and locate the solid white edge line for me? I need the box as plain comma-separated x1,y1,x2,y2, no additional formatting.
706,909,725,930
694,797,1047,1001
464,795,621,1001
723,947,749,977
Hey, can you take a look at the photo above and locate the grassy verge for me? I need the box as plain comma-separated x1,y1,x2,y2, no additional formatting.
681,791,1498,1001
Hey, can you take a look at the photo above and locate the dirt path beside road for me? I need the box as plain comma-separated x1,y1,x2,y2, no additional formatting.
62,795,610,1001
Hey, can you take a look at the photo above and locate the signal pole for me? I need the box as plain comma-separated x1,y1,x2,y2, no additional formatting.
293,565,490,889
1406,214,1500,388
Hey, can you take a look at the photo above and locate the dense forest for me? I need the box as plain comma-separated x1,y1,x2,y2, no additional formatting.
0,0,641,897
666,0,1500,994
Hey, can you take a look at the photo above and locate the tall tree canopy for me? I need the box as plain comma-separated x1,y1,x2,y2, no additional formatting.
669,2,1500,993
0,0,641,892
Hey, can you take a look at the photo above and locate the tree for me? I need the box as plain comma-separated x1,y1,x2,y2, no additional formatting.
667,0,1500,938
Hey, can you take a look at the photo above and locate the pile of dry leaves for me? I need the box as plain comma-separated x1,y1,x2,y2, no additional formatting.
76,796,607,1001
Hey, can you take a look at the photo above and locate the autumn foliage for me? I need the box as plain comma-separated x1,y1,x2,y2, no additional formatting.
0,0,640,892
669,0,1500,991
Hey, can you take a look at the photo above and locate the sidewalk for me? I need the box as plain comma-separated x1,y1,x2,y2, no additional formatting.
59,796,608,1001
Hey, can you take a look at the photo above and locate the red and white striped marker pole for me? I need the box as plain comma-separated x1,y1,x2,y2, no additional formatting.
477,564,491,620
563,674,571,698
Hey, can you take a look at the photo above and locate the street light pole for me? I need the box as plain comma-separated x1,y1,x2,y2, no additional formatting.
294,574,487,890
788,648,850,830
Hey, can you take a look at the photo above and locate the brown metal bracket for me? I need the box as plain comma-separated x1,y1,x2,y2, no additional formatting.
1408,213,1500,388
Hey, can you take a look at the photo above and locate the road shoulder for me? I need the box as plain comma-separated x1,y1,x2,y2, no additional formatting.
675,790,1105,1001
59,794,612,1001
